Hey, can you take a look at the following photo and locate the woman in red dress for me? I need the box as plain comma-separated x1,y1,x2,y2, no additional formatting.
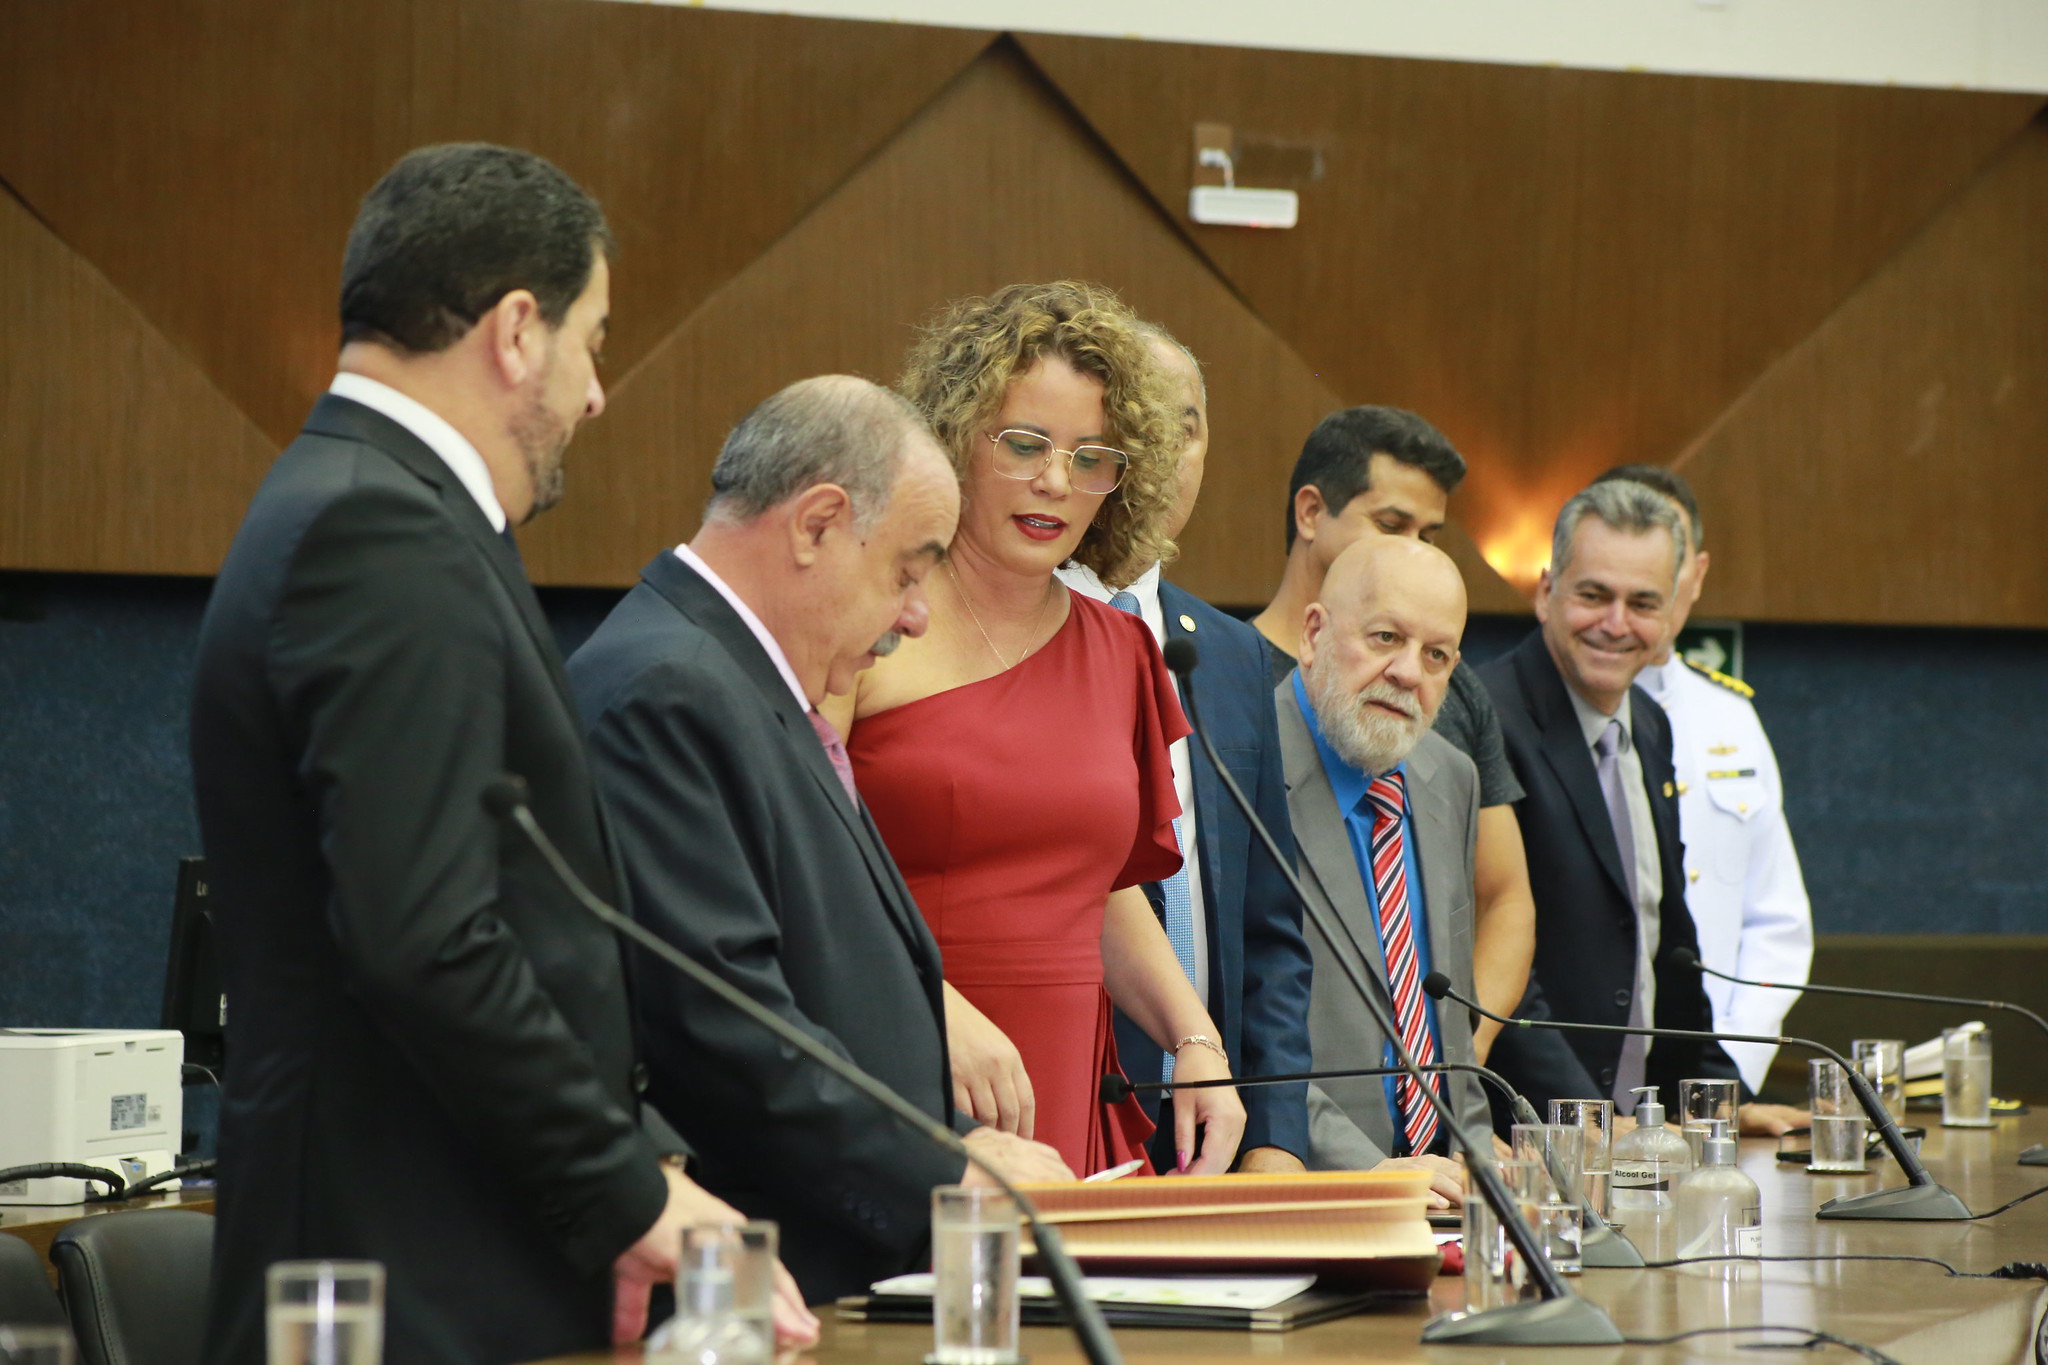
824,282,1246,1177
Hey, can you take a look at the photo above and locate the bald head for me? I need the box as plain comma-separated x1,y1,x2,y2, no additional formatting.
1143,330,1209,542
1299,535,1468,776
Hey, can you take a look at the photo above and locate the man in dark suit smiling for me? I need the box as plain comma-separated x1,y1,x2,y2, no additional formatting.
569,376,1072,1304
189,145,806,1365
1479,480,1743,1116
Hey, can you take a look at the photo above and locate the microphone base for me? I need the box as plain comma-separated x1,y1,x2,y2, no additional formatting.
2018,1144,2048,1167
1815,1181,1973,1221
1579,1220,1646,1267
1422,1295,1625,1346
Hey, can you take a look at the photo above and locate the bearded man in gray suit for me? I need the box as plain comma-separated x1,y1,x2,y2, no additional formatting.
1275,535,1488,1206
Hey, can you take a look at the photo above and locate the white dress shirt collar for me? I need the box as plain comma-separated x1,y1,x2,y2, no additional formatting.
328,372,507,533
1055,561,1164,643
1567,680,1635,751
671,544,810,712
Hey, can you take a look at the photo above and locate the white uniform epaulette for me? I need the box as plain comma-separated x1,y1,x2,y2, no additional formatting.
1682,656,1755,699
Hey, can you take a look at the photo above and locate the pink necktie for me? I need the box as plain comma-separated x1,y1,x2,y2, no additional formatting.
808,709,858,804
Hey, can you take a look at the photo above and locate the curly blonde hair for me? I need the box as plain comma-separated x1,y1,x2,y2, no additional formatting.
898,280,1184,587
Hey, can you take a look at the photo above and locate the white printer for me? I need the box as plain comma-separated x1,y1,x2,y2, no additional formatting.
0,1028,185,1204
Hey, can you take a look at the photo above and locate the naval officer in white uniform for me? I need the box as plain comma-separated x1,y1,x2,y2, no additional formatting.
1595,466,1813,1094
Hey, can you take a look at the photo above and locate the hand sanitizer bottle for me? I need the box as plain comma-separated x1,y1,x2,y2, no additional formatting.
1608,1085,1692,1260
1676,1119,1762,1270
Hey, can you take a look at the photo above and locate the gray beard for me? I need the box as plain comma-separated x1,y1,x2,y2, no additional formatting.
1307,666,1430,776
870,631,902,658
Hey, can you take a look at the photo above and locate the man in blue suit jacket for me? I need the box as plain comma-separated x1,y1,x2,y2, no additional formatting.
1059,328,1313,1170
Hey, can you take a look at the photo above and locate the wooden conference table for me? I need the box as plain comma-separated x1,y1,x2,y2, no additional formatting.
541,1112,2048,1365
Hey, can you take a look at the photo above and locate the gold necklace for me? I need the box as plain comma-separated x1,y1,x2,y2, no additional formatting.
947,563,1055,671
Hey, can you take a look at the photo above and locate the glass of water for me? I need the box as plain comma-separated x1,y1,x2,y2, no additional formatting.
1681,1078,1740,1165
0,1325,76,1365
1851,1039,1905,1119
930,1185,1022,1364
1460,1167,1531,1311
266,1260,383,1365
1942,1026,1995,1128
1807,1059,1868,1172
1549,1099,1613,1219
660,1224,771,1365
1502,1149,1583,1275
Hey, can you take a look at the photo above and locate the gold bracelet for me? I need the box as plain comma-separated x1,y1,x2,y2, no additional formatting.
1172,1034,1228,1063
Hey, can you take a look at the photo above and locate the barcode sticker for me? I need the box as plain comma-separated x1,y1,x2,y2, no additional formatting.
110,1092,148,1131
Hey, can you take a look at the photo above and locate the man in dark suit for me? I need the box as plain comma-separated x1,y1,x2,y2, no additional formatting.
1058,329,1315,1173
570,376,1072,1303
1279,536,1486,1204
189,145,810,1365
1478,480,1749,1117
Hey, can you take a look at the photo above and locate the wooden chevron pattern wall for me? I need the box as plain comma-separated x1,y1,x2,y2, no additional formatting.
2,0,2042,624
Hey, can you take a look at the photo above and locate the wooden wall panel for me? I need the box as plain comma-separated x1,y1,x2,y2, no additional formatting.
407,1,991,385
0,0,415,446
0,0,986,448
0,187,277,575
525,41,1521,610
1018,33,2044,590
0,0,2041,627
525,44,1349,598
1681,115,2048,627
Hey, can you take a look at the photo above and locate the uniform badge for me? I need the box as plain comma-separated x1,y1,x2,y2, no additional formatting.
1708,743,1738,755
1662,782,1675,798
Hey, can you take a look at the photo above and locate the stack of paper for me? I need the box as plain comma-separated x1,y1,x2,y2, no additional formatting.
1013,1169,1441,1288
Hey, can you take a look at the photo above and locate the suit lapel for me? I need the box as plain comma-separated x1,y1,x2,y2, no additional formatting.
1403,737,1462,989
1162,591,1229,950
644,554,936,959
1517,634,1633,902
1277,691,1390,992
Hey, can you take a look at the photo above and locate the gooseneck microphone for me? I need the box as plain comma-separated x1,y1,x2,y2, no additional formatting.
1668,945,2048,1167
1670,945,2048,1042
483,775,1123,1365
1419,971,1977,1222
1165,638,1622,1344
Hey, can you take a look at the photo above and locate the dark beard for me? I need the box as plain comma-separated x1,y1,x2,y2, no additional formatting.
510,395,570,519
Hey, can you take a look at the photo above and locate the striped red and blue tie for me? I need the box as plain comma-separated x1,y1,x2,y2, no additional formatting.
1367,770,1442,1156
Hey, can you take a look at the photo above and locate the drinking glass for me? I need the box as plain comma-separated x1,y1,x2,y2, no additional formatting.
0,1326,75,1365
1460,1177,1526,1311
1502,1149,1582,1275
1942,1027,1995,1128
1549,1099,1614,1219
1807,1059,1868,1172
266,1261,384,1365
658,1224,772,1364
1851,1039,1905,1119
930,1185,1022,1364
1681,1078,1740,1164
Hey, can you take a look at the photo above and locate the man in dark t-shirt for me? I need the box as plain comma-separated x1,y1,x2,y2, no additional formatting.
1254,408,1532,1059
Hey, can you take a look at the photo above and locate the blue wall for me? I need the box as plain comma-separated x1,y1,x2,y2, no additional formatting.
4,573,2046,1140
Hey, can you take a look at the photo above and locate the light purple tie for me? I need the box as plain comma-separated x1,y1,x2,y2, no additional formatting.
1596,717,1648,1102
1594,719,1637,904
808,709,858,804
